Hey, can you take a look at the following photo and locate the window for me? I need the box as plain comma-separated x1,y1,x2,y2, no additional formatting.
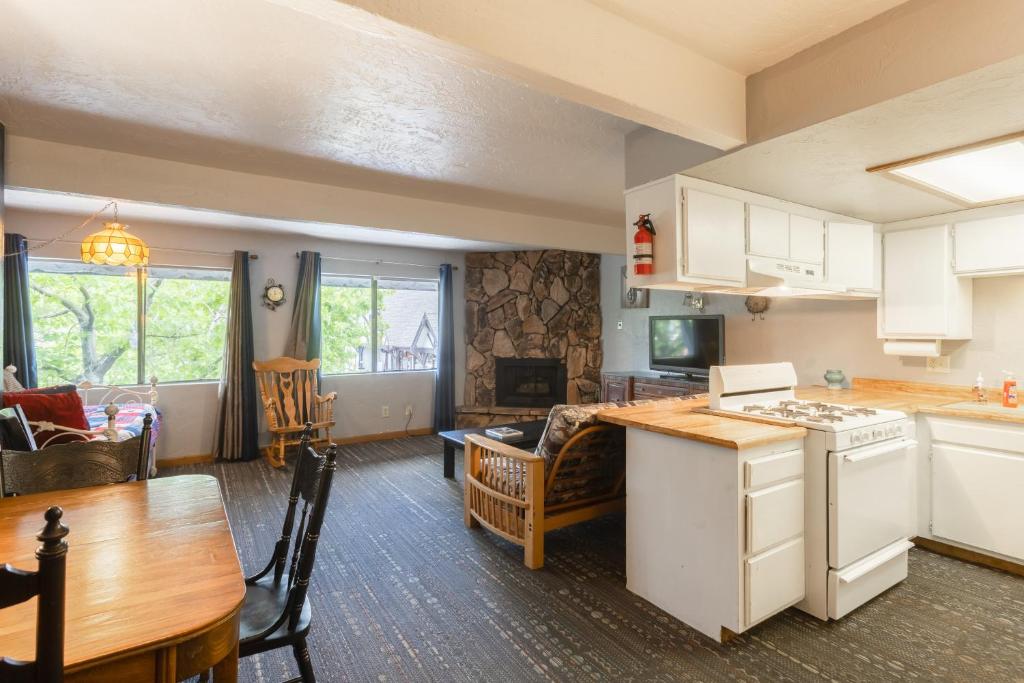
29,260,230,386
321,274,438,374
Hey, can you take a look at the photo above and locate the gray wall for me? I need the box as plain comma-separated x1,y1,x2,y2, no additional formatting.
625,126,725,189
602,254,1024,389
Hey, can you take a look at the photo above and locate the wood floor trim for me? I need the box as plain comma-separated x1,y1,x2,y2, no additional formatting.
159,453,215,467
913,536,1024,578
161,429,436,467
331,427,433,445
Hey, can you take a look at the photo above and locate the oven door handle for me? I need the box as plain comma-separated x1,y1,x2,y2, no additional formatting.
843,439,916,463
838,540,915,584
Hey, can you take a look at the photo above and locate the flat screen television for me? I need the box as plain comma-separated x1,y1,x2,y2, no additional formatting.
649,314,725,377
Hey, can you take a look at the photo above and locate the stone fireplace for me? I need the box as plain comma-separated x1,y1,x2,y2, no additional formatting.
458,249,601,428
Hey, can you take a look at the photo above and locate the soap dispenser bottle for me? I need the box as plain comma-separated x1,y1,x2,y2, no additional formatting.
1003,371,1018,409
974,372,987,403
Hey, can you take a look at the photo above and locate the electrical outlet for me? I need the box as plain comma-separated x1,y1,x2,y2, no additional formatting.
381,405,390,418
404,405,413,417
926,355,951,373
616,320,623,330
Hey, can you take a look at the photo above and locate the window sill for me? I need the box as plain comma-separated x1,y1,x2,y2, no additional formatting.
322,369,437,378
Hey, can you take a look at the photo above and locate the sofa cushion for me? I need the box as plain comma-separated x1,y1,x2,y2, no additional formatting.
3,389,90,447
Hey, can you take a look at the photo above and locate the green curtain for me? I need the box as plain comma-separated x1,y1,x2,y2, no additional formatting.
433,263,455,431
212,251,260,461
286,251,322,366
3,233,38,388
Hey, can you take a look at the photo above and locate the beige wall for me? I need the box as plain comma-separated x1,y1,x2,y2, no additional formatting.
602,254,1024,390
9,208,465,460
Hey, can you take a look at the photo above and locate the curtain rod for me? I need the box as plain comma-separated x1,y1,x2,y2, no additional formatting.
300,252,457,271
29,238,258,259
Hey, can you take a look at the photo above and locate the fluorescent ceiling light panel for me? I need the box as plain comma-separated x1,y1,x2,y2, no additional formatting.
889,140,1024,204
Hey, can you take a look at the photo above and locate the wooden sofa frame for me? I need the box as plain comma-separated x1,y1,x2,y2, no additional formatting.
464,425,626,569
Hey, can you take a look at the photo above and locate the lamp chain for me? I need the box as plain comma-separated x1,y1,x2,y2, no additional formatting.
5,200,118,257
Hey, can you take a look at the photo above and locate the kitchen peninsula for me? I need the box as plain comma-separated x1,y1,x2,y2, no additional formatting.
599,399,806,642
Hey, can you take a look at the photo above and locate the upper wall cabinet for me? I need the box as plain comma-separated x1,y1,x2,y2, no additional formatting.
826,222,879,293
625,175,876,295
877,225,972,340
747,206,824,264
953,214,1024,276
624,176,746,290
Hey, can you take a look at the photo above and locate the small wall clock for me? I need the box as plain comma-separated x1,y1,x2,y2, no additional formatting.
263,278,286,310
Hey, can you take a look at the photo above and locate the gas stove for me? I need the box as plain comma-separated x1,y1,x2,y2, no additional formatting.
708,363,907,450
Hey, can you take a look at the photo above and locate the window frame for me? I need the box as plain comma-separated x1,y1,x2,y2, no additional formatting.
320,273,439,376
28,258,231,387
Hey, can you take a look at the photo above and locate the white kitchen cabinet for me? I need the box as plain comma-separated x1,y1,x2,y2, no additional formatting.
747,205,789,258
925,414,1024,563
953,213,1024,275
685,189,747,284
826,221,877,292
877,225,972,339
932,443,1024,561
747,207,824,264
789,215,825,264
624,176,746,290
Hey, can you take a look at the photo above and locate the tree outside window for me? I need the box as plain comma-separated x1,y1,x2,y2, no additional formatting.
29,260,230,386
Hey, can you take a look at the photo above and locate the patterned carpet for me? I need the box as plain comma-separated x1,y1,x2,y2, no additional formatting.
165,435,1024,683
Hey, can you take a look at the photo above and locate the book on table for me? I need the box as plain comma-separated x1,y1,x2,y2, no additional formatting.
484,426,524,442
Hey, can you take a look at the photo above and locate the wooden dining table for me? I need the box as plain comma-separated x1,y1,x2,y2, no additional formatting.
0,475,245,682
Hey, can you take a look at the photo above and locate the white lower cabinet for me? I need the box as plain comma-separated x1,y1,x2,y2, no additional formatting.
625,430,804,642
925,416,1024,562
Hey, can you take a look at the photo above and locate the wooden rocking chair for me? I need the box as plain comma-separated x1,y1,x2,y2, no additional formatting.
254,358,337,468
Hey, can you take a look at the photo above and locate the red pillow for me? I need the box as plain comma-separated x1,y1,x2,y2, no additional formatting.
2,391,90,447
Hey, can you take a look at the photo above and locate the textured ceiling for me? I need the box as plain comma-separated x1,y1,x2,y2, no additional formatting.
0,0,634,226
688,54,1024,223
587,0,907,75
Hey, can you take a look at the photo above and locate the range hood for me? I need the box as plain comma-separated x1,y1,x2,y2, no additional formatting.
741,256,847,297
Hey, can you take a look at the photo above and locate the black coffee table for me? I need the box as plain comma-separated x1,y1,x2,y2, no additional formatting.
437,420,547,478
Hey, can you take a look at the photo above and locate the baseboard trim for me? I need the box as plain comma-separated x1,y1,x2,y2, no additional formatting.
913,536,1024,578
331,427,434,445
159,453,215,467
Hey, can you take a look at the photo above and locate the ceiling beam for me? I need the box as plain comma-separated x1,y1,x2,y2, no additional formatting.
272,0,746,150
747,0,1024,144
6,136,626,254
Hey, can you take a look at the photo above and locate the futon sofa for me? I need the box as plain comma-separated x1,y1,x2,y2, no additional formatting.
464,395,707,568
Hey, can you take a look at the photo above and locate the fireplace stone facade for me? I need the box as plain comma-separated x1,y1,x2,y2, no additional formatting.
458,249,602,428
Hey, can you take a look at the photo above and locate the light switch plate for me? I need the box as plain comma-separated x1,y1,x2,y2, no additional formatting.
926,355,951,373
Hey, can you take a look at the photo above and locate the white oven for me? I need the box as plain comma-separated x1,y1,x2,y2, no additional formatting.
826,434,915,619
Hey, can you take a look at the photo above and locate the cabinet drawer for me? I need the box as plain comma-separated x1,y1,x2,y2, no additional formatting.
745,449,803,490
745,537,805,626
746,479,804,555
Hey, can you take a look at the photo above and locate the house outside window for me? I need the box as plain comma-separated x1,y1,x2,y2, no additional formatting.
321,274,438,375
29,260,230,386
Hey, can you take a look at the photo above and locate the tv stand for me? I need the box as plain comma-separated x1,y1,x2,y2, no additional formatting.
658,372,709,381
600,371,709,403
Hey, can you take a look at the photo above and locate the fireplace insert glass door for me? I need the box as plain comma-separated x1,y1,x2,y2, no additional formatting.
495,358,567,408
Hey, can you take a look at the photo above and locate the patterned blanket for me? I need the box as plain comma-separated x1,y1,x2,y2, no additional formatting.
85,402,161,452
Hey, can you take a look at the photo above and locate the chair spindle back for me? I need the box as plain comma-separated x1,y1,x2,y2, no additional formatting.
253,358,322,429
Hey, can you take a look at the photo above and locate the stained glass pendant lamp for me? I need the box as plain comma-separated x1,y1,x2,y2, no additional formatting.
80,204,150,267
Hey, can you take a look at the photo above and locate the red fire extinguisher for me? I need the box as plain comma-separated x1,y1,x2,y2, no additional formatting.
632,213,655,275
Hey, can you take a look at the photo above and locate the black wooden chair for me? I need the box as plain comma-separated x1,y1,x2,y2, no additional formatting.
0,415,152,497
239,424,338,683
0,506,69,683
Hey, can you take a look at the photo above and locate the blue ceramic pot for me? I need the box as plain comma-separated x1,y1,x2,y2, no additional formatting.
824,369,845,390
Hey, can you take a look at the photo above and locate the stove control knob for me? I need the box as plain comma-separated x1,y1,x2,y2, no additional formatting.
851,433,862,444
873,429,882,439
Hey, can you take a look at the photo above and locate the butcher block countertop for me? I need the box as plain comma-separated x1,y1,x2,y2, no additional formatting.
798,378,1024,425
597,397,807,450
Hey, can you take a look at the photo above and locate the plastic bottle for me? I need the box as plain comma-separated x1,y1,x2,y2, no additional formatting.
1002,371,1018,409
974,372,987,403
